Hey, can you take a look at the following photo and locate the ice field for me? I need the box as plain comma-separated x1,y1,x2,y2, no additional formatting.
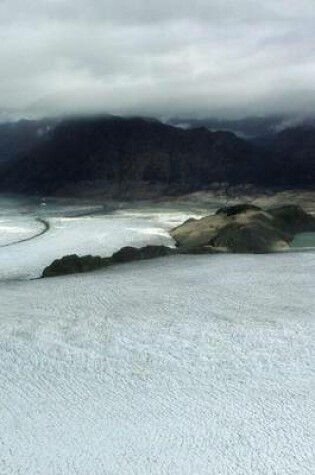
0,195,314,474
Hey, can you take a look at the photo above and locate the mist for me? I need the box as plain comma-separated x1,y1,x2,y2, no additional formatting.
1,0,315,120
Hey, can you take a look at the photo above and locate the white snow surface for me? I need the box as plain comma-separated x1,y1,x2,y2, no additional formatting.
0,216,44,247
0,197,314,474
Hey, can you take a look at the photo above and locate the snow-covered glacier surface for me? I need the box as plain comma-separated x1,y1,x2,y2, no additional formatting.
0,197,201,281
0,196,314,474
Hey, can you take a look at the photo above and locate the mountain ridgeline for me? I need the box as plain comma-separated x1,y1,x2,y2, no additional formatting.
0,116,314,195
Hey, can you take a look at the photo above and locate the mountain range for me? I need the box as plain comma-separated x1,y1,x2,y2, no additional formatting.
0,115,314,196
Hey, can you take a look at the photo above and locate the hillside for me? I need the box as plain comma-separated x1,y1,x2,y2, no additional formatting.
0,119,57,164
0,116,313,196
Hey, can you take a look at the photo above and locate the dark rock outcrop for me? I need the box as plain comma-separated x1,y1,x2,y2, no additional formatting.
215,204,262,217
42,254,109,277
268,205,315,234
210,221,290,254
42,245,176,277
112,245,176,263
171,204,315,254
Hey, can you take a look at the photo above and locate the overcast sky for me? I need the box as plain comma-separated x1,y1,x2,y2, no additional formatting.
1,0,315,120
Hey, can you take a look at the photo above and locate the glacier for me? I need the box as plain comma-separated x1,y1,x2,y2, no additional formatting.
0,196,314,474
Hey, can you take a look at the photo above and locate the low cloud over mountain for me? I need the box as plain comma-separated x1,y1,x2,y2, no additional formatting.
1,0,315,120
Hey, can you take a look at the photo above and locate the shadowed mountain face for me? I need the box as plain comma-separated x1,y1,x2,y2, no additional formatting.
0,116,313,195
0,119,57,164
270,127,315,186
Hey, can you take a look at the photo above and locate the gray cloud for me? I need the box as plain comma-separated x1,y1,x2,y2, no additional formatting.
0,0,315,120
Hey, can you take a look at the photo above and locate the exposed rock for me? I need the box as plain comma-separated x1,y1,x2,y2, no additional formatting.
210,222,289,253
171,204,314,254
268,205,315,234
181,217,198,225
112,245,176,263
42,245,176,278
171,207,274,250
215,204,262,216
171,214,225,249
42,254,109,278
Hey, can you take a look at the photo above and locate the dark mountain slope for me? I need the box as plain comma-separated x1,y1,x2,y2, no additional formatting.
0,117,313,196
268,127,315,186
0,116,261,195
0,119,57,163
